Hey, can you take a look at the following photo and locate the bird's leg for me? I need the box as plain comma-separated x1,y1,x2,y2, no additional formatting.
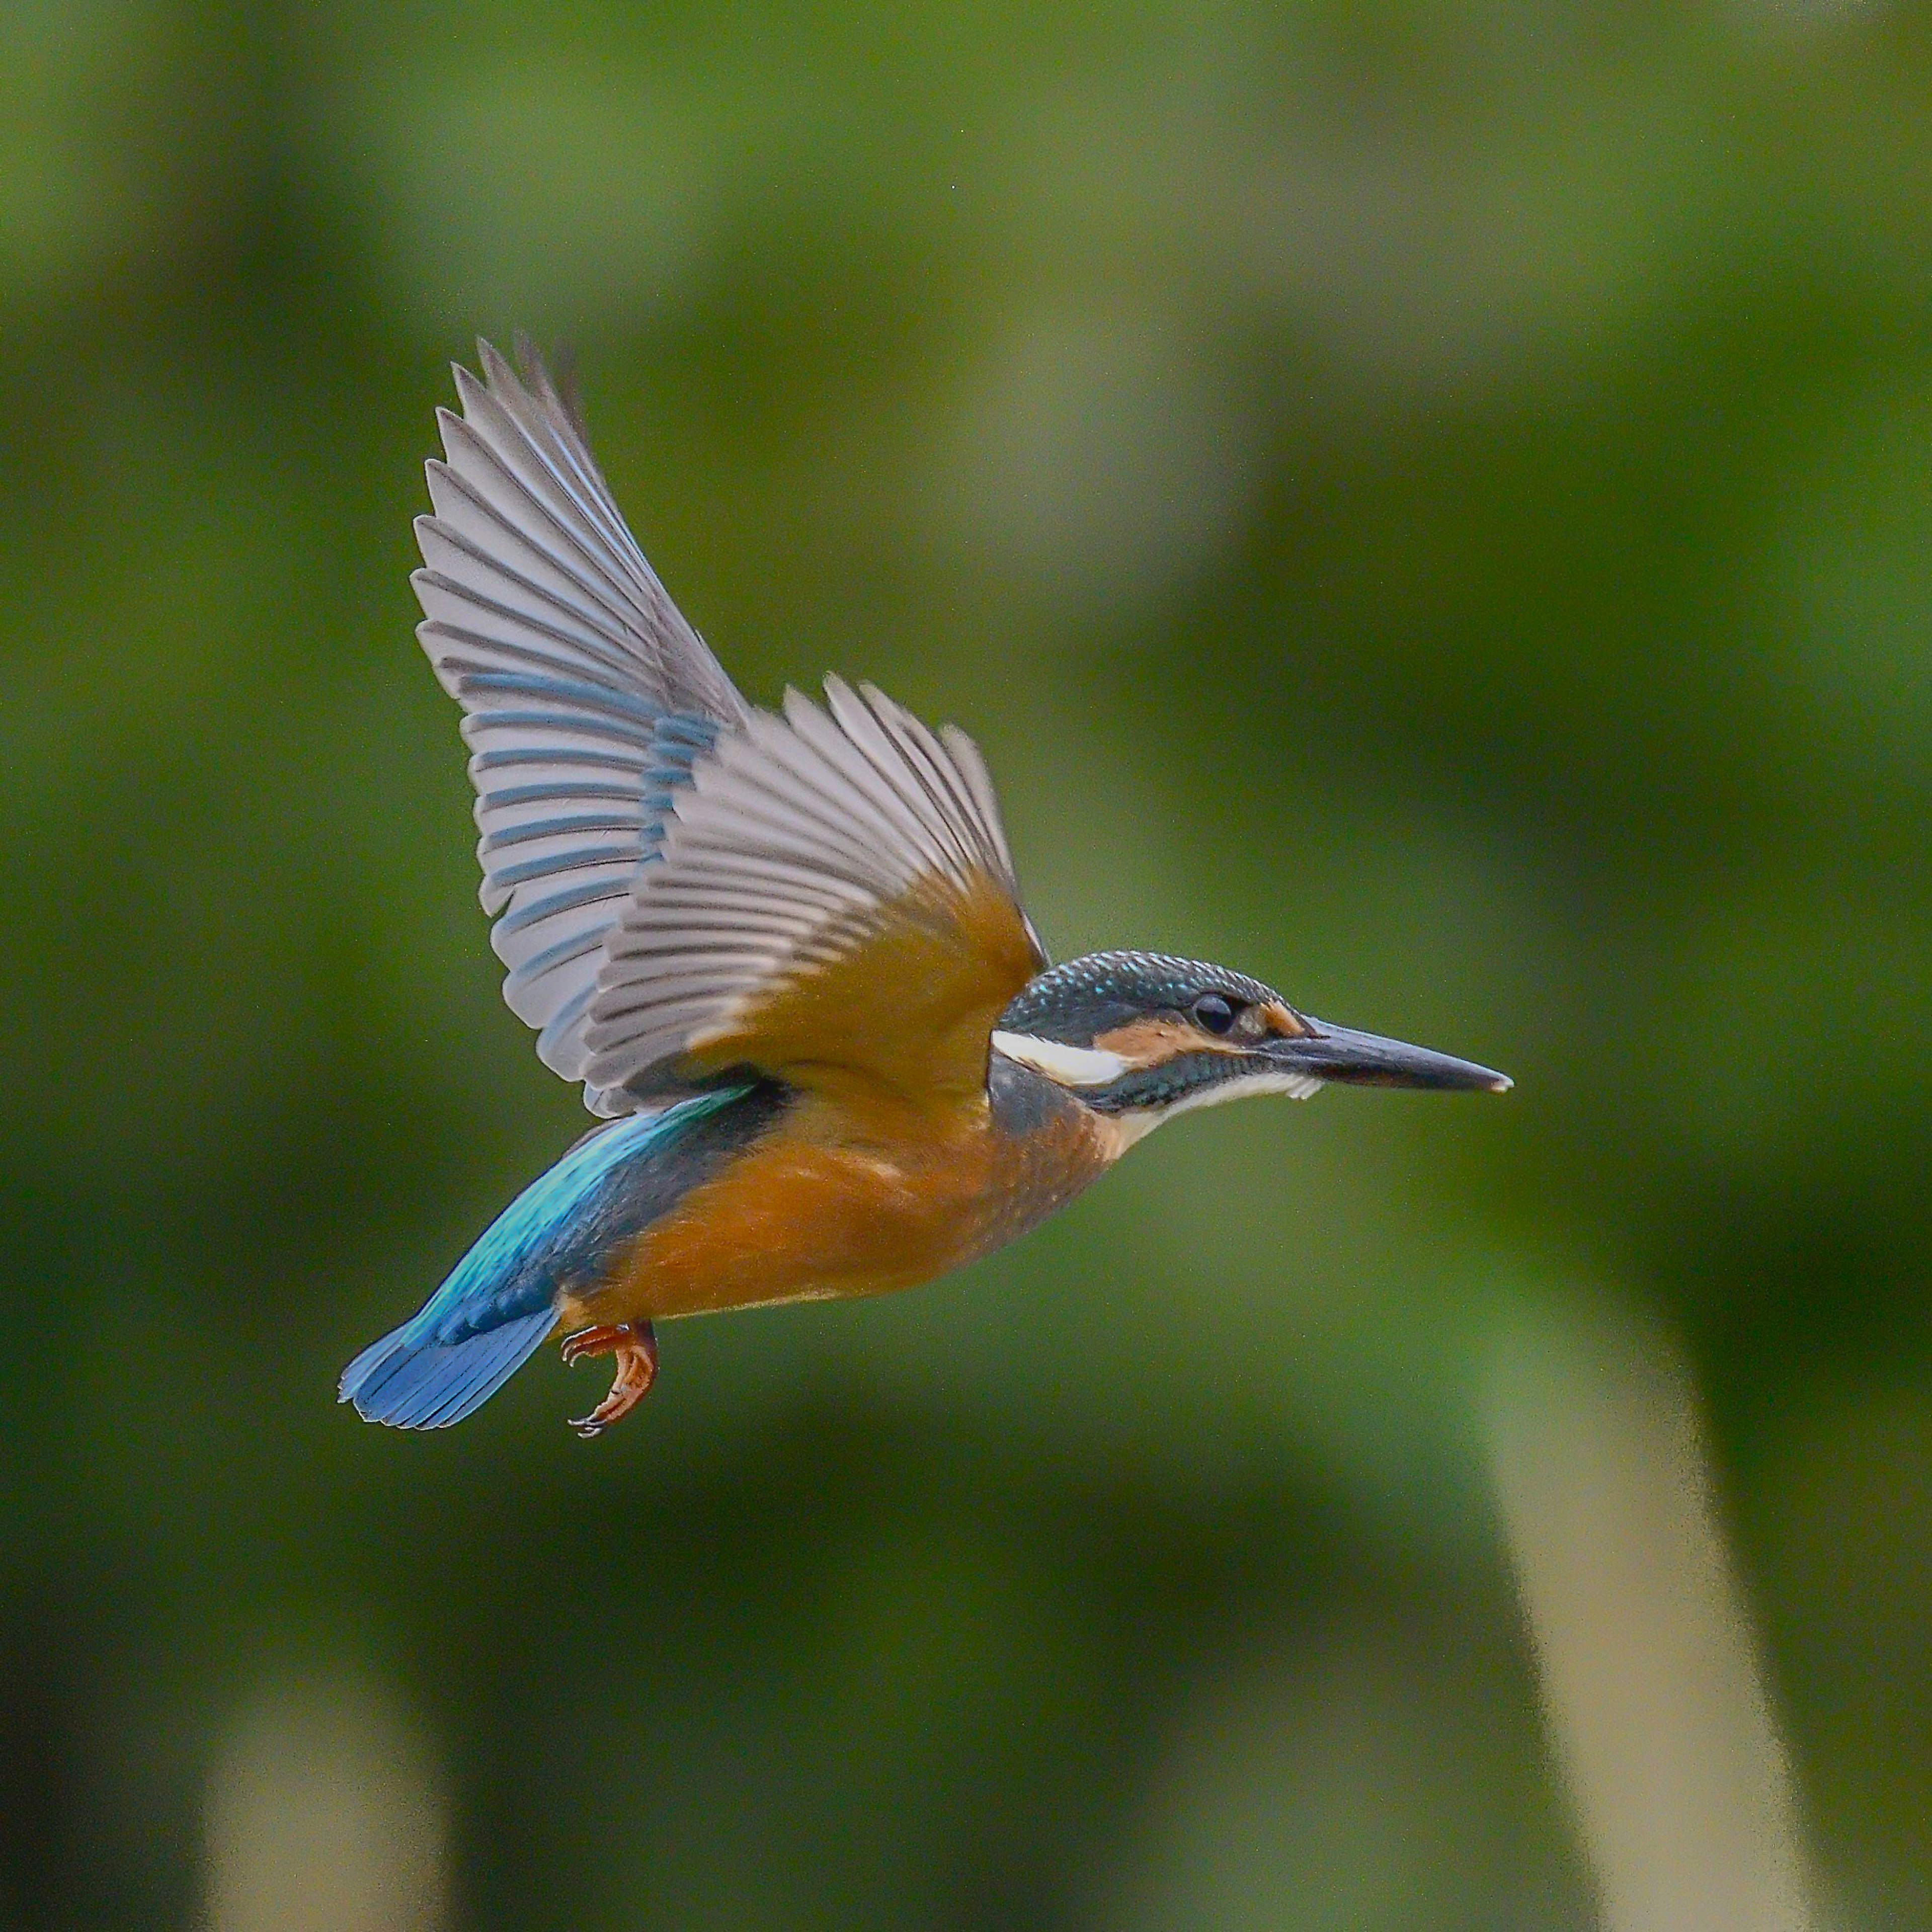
561,1320,659,1437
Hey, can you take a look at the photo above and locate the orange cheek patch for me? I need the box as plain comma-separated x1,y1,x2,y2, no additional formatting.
1093,1016,1244,1066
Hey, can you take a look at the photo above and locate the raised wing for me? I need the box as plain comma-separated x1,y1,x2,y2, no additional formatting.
583,677,1046,1112
413,339,750,1114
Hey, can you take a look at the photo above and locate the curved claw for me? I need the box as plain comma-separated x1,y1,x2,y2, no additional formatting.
560,1323,625,1370
562,1320,659,1436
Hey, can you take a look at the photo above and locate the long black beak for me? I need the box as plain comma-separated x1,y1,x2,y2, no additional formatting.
1268,1019,1512,1092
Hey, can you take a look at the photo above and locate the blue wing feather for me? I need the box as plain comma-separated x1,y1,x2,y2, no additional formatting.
340,1081,776,1429
458,700,721,1113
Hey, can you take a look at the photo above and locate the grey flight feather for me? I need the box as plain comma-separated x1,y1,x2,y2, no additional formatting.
580,677,1036,1099
412,341,1035,1116
413,339,747,1114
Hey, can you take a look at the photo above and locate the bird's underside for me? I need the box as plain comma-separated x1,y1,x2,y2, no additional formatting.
555,1069,1113,1433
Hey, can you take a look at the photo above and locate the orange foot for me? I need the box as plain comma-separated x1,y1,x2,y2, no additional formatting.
561,1321,659,1437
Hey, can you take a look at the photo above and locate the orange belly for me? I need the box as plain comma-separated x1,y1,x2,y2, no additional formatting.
558,1091,1110,1326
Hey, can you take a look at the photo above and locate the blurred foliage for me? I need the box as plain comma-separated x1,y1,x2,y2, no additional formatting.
5,0,1932,1926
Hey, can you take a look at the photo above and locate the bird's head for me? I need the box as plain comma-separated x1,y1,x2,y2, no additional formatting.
989,950,1509,1147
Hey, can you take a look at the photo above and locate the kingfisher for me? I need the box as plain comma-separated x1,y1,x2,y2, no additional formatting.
340,339,1511,1437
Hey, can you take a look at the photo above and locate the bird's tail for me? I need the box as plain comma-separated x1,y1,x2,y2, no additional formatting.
338,1308,556,1430
339,1089,757,1430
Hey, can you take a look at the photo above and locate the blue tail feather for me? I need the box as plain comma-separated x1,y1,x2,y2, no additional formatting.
341,1084,763,1430
339,1310,555,1429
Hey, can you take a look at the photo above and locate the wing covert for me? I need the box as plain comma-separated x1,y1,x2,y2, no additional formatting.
414,339,749,1114
582,678,1046,1109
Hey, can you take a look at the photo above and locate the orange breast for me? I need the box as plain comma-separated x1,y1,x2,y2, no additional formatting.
561,1089,1113,1326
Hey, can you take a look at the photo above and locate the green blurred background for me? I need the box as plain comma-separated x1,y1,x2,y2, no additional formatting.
5,1,1931,1925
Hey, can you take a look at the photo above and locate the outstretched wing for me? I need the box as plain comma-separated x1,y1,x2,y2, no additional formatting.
413,338,751,1114
582,677,1046,1112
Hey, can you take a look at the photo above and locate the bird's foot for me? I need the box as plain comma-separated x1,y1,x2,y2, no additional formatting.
561,1321,659,1437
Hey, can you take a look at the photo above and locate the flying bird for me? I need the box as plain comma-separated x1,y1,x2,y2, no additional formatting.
341,339,1510,1436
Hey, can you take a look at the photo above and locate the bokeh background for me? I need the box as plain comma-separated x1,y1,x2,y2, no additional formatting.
5,1,1930,1926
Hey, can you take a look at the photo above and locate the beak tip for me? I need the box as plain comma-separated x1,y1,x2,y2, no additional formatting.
1282,1020,1513,1094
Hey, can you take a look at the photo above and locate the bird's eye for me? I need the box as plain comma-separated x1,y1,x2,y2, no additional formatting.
1192,993,1238,1035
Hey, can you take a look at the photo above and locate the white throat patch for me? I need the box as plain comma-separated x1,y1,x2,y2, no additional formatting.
1110,1067,1325,1148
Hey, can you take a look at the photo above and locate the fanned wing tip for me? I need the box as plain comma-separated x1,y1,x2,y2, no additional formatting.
474,334,519,397
465,334,592,457
830,676,1032,911
508,332,592,441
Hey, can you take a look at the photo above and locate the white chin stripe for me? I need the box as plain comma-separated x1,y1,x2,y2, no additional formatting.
1114,1068,1324,1145
990,1031,1132,1086
1165,1069,1325,1111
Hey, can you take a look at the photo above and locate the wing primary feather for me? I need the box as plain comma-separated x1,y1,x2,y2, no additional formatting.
938,723,1018,878
591,969,768,1011
480,813,643,854
468,346,637,557
822,679,982,881
679,787,905,894
421,616,647,701
494,877,637,939
709,716,916,878
469,747,651,777
642,864,862,912
468,340,749,729
478,341,624,530
459,708,661,754
482,865,635,922
447,668,664,727
425,464,645,645
485,842,646,894
415,520,647,678
414,570,649,689
533,983,599,1070
480,781,645,809
698,744,876,869
616,843,878,911
855,683,994,879
608,909,821,945
437,407,659,636
742,707,904,853
820,678,966,860
505,924,612,988
608,930,838,967
779,689,959,880
445,372,634,570
642,789,894,896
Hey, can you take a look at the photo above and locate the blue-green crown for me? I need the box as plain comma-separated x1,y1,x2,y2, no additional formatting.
997,950,1285,1047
